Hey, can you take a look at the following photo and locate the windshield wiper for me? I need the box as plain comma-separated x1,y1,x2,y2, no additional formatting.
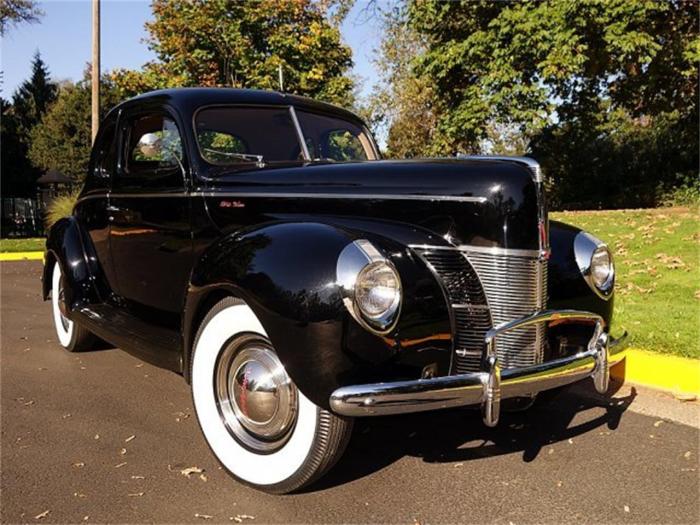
203,148,265,167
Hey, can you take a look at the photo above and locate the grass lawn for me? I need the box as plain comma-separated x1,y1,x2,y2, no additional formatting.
552,207,699,359
0,238,45,253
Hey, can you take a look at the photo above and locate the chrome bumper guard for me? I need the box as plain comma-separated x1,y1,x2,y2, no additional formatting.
330,310,628,426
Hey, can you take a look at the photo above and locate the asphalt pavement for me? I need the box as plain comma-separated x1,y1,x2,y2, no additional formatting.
2,261,698,524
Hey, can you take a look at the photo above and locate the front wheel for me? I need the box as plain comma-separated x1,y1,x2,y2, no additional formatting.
51,261,94,352
191,297,352,494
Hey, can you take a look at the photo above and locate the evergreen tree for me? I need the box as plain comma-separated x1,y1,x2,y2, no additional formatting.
1,51,57,197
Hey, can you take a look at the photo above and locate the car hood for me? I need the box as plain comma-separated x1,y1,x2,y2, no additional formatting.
200,159,541,250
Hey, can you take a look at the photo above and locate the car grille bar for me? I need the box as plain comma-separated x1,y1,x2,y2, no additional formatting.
413,246,547,373
462,249,547,370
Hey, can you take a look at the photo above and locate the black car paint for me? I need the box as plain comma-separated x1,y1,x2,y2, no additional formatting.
43,88,613,410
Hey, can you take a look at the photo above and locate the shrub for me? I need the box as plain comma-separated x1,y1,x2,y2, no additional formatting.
659,176,700,208
45,189,80,229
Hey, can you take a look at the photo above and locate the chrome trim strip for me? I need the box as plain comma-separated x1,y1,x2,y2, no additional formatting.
408,243,541,258
198,192,487,203
78,192,487,204
329,309,624,421
289,106,311,161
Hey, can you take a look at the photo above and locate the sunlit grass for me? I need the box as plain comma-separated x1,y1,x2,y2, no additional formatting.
0,238,45,253
552,207,699,358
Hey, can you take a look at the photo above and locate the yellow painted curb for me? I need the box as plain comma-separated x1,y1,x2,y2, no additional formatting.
612,348,700,397
0,251,44,262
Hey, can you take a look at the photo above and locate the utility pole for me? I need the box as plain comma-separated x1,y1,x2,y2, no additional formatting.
91,0,100,143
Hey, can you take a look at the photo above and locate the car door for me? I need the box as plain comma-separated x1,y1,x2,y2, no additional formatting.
109,106,192,328
74,109,120,297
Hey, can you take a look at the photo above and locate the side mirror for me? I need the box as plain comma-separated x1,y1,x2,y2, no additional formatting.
136,132,162,159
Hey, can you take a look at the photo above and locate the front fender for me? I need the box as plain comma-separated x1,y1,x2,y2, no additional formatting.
548,220,614,325
43,216,99,310
184,220,452,409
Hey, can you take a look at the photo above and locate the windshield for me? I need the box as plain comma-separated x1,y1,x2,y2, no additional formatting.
194,106,377,166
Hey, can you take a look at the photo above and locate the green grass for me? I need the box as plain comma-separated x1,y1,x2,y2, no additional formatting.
0,238,45,253
552,207,699,359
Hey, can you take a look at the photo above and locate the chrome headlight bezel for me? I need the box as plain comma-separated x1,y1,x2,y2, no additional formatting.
574,231,615,300
336,239,402,334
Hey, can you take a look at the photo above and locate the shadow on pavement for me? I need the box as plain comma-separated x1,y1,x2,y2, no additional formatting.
310,380,636,492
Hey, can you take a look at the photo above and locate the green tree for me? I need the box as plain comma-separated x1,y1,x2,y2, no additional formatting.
0,0,42,35
28,78,120,182
111,0,354,105
367,4,436,158
381,0,698,207
1,51,57,197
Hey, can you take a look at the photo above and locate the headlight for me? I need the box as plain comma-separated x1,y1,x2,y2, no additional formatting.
337,240,403,333
355,261,401,324
574,231,614,299
590,246,613,290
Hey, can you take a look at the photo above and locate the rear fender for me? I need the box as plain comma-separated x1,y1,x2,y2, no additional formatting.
184,219,452,409
43,216,100,311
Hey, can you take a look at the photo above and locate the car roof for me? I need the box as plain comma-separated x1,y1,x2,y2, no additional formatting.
113,87,364,125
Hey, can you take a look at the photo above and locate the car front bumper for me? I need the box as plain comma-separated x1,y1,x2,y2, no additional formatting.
329,310,628,426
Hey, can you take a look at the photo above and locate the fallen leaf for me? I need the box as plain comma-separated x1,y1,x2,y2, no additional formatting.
624,505,630,513
199,473,208,482
453,463,463,468
195,514,213,520
684,451,692,459
24,400,35,406
114,462,127,469
83,516,89,521
72,462,85,468
119,448,127,455
180,466,204,477
567,438,573,444
653,420,664,428
125,435,135,443
34,510,50,520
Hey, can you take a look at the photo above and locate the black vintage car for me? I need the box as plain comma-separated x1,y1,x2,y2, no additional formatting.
44,88,626,493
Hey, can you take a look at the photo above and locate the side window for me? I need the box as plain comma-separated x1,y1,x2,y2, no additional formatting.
197,130,246,164
325,130,366,161
122,113,184,184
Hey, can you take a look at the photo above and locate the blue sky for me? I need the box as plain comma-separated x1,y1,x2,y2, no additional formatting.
1,0,384,99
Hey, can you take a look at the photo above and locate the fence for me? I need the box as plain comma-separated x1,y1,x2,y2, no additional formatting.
1,197,45,238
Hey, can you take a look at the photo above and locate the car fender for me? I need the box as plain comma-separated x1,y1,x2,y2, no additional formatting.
184,219,452,409
548,220,614,325
43,216,101,311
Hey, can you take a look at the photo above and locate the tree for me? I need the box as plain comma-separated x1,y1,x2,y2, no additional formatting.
111,0,355,106
28,78,120,182
381,0,698,207
11,51,57,143
1,51,57,197
0,0,42,35
367,4,436,158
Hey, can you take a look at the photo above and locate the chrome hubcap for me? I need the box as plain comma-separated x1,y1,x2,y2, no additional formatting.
215,337,297,452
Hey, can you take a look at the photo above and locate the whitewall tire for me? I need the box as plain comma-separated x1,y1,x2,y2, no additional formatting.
50,261,94,352
191,297,352,494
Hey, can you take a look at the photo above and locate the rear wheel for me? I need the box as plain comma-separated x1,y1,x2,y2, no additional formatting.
191,297,352,494
51,261,94,352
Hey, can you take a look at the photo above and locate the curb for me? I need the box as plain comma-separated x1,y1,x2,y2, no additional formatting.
0,251,44,262
612,348,700,398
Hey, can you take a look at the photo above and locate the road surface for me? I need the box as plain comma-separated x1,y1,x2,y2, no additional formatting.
2,261,698,523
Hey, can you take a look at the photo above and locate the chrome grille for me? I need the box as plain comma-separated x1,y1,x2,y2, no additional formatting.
413,246,547,373
414,249,491,373
462,249,547,369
